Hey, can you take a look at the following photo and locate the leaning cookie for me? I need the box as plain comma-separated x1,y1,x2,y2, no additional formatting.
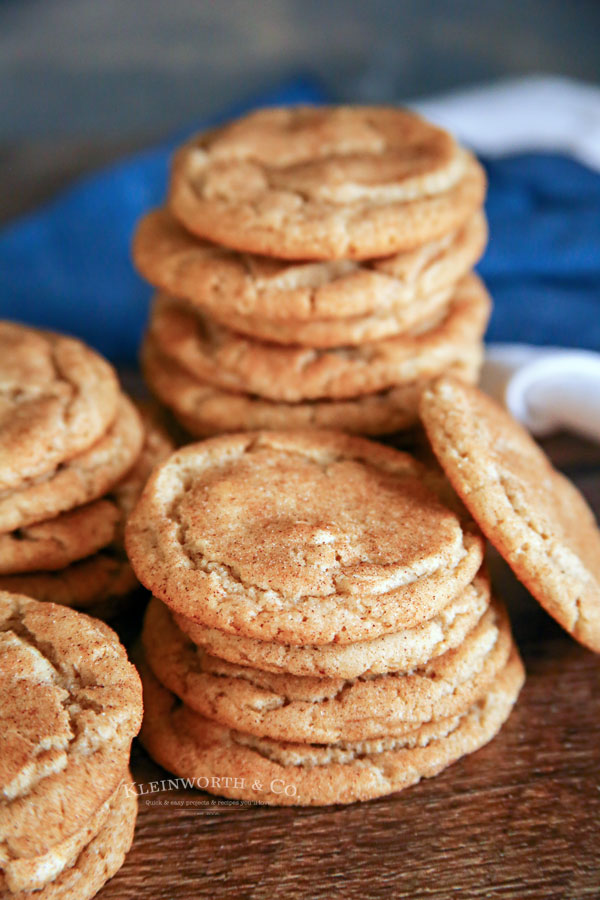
420,377,600,653
143,595,512,743
168,106,486,259
138,650,524,806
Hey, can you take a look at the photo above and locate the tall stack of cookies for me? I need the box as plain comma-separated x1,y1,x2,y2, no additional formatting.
126,431,525,806
0,322,172,619
0,591,142,897
133,106,490,437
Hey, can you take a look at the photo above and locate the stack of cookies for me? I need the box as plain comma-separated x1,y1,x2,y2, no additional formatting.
0,321,172,619
0,591,142,898
133,106,490,437
126,430,525,806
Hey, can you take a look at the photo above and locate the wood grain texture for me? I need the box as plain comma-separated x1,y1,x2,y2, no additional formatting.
94,433,600,900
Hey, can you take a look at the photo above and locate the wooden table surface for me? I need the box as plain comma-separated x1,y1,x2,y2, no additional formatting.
95,432,599,900
2,157,599,900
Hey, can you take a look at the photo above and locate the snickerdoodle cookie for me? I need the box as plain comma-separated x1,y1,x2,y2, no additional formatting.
168,106,486,259
138,650,524,806
0,780,136,899
0,395,143,535
420,376,600,653
126,431,485,644
134,209,486,345
173,570,491,679
0,552,138,621
0,323,119,493
0,412,173,616
142,336,482,437
143,594,511,743
0,592,142,860
0,500,121,575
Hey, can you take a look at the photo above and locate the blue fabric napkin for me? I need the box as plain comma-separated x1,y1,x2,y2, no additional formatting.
482,153,600,350
1,79,599,362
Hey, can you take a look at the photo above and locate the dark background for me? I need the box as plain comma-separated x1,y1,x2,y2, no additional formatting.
2,0,600,221
3,0,600,137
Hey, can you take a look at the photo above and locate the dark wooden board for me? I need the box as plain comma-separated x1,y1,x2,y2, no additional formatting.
96,434,600,900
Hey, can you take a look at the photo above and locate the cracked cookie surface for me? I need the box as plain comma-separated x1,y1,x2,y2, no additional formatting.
0,395,143,535
0,778,137,900
168,106,486,259
126,431,485,644
0,323,119,493
138,649,524,806
0,592,142,858
420,376,600,653
1,776,122,894
0,413,174,615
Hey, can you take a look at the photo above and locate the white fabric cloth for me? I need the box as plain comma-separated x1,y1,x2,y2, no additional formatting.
410,76,600,443
481,345,600,443
411,75,600,172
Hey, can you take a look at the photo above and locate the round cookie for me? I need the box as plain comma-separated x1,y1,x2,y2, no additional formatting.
168,105,486,259
1,777,122,893
149,273,490,402
0,323,119,493
0,552,138,621
142,336,482,438
138,650,524,806
174,570,491,679
0,394,144,535
420,376,600,653
143,595,512,743
134,208,487,338
0,592,142,858
0,782,137,900
0,414,174,616
125,431,485,644
0,499,121,575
